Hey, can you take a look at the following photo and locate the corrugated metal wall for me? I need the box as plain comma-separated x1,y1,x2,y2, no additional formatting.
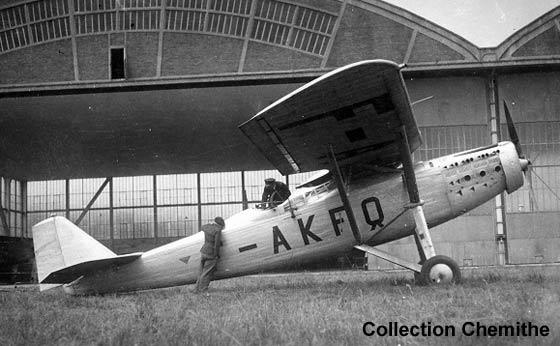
500,72,560,264
0,178,25,237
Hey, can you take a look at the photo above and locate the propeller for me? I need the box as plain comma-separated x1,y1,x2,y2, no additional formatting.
502,101,560,212
503,101,535,210
503,101,524,159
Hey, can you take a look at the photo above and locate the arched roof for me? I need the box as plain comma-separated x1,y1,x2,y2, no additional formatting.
0,0,559,180
332,0,481,65
0,0,481,64
2,0,558,91
495,6,560,61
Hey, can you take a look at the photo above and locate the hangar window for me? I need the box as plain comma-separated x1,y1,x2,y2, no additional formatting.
110,47,125,79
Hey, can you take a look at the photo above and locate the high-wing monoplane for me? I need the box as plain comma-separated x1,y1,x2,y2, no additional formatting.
32,60,529,294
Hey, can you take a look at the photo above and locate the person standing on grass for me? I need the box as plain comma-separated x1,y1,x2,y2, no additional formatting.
193,216,225,293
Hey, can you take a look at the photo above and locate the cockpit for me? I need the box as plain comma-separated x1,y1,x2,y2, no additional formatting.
279,179,335,212
225,170,335,228
264,169,333,209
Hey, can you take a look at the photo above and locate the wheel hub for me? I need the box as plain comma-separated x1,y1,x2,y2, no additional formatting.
428,263,454,283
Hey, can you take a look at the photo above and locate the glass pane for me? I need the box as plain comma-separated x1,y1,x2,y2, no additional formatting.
114,207,154,239
157,174,198,205
114,176,153,207
157,205,198,237
69,178,110,209
200,172,241,203
201,203,242,225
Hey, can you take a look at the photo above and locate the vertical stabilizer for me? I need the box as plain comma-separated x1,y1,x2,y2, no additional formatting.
32,216,116,291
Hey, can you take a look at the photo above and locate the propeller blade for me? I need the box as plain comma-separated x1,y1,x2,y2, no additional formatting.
503,101,524,158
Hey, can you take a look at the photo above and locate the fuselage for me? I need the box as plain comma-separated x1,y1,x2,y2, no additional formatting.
64,142,526,294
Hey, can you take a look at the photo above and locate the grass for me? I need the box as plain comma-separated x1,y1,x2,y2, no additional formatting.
1,266,559,346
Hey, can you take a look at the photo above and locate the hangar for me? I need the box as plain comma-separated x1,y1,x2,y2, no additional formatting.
0,0,559,280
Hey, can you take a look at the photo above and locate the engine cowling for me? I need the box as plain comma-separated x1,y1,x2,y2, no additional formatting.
498,141,528,194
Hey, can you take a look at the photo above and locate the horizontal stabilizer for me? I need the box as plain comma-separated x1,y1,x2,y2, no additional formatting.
41,253,142,284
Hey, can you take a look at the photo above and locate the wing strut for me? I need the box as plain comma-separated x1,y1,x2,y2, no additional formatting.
327,145,361,244
397,125,436,259
356,125,462,284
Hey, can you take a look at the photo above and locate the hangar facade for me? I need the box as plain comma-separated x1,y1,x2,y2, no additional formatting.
0,0,559,275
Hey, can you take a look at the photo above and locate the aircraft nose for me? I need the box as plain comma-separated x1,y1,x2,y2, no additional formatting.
498,142,525,194
519,158,530,172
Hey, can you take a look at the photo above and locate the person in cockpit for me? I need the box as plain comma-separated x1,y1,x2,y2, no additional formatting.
261,178,291,208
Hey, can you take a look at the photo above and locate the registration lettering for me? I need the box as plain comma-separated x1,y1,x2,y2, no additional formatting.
270,196,384,254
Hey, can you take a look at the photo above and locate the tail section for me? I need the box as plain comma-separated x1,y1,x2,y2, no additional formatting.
32,216,116,291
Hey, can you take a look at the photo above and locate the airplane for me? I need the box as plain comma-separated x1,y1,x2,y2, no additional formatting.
32,60,530,295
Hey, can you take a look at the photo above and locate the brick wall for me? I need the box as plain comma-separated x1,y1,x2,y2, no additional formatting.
161,33,242,76
327,6,413,67
0,40,74,84
77,35,109,80
243,41,322,72
126,32,159,79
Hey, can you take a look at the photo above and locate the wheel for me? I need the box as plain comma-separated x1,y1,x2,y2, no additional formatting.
417,255,461,285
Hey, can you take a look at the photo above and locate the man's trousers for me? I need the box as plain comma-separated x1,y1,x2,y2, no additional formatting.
194,256,217,292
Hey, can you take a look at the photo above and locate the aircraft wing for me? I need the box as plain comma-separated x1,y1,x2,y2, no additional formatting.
40,253,143,284
239,60,421,175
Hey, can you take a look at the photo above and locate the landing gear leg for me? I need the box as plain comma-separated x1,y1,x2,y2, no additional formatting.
398,125,461,285
355,126,461,284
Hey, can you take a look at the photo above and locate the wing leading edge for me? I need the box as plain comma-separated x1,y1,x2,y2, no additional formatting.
239,60,422,175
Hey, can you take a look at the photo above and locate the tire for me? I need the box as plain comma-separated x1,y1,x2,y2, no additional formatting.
417,255,461,285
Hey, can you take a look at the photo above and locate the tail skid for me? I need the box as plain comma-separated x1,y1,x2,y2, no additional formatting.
32,216,139,291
